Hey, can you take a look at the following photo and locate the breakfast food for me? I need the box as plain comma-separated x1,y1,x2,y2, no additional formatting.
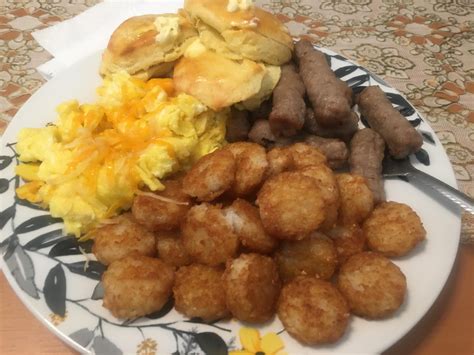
182,148,236,201
248,119,291,147
304,107,359,142
350,128,386,204
278,277,350,344
155,229,192,267
269,62,306,137
363,202,426,257
225,108,250,142
184,0,293,65
275,232,338,283
303,135,349,169
225,199,278,254
295,40,353,128
173,264,229,321
257,171,326,240
299,164,340,230
91,213,156,265
223,253,281,323
357,86,423,158
173,45,267,110
131,179,191,231
181,203,239,266
336,173,375,226
223,142,268,196
100,12,198,79
326,224,366,264
14,0,432,348
102,256,175,319
337,252,407,319
15,74,227,237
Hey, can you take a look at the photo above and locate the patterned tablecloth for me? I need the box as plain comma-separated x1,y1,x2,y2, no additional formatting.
0,0,472,243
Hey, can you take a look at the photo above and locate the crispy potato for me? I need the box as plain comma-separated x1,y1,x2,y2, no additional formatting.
326,224,366,265
182,149,236,201
182,203,239,266
300,164,339,231
266,143,327,177
266,146,293,176
223,253,281,323
224,199,278,254
278,277,350,344
102,256,174,319
92,213,156,266
132,179,191,231
336,173,374,225
275,232,338,283
257,171,326,240
287,143,327,170
224,142,268,196
337,252,407,319
173,264,229,322
156,229,192,267
363,202,426,257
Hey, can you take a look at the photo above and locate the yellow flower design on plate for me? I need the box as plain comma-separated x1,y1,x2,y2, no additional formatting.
49,311,67,326
136,338,157,355
230,328,287,355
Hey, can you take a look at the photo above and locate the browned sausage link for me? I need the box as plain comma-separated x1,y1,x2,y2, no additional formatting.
249,99,272,123
295,40,353,128
303,135,349,169
226,107,250,143
357,86,423,158
304,108,359,142
248,119,294,148
269,63,306,137
349,128,386,204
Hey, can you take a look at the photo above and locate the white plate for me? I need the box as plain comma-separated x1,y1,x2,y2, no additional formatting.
0,47,461,354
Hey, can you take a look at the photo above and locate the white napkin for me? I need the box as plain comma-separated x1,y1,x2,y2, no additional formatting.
32,0,183,80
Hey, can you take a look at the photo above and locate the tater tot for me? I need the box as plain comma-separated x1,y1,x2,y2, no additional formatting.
257,171,326,240
266,146,293,176
102,256,174,319
275,232,338,283
326,224,366,265
224,199,278,254
337,252,407,319
223,253,281,323
224,142,268,196
266,143,327,177
182,149,236,201
182,203,239,266
336,173,374,225
278,277,350,345
363,202,426,257
300,165,339,231
156,229,192,267
173,264,229,322
132,179,191,231
286,143,327,170
91,214,156,266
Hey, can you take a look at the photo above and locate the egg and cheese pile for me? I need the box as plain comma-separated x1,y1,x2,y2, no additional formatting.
15,72,228,237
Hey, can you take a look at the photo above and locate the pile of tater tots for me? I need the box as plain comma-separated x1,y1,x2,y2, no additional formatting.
91,141,426,345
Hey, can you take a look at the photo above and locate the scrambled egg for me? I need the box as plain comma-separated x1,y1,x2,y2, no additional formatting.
15,72,228,237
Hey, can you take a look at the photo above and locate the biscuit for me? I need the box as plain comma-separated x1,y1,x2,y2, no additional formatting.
100,11,197,79
184,0,293,65
173,41,265,110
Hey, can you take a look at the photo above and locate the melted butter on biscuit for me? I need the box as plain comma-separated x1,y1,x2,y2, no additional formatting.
230,17,259,29
227,0,254,12
154,15,180,47
184,38,207,58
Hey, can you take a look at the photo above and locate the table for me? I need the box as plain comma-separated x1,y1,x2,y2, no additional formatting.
0,0,473,354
